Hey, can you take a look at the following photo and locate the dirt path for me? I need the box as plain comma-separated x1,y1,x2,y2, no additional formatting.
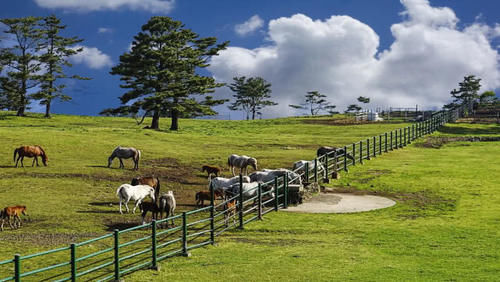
284,193,396,213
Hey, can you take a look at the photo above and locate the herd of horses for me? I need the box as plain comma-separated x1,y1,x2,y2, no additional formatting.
3,144,349,231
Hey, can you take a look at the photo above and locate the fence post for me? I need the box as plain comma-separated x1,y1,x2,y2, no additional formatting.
314,159,318,183
71,244,77,282
324,153,329,183
182,212,190,256
304,162,309,183
210,182,215,245
366,139,370,160
14,254,20,282
238,174,244,229
390,131,393,150
274,177,279,211
257,183,262,220
352,143,356,166
399,128,403,148
379,135,382,155
343,146,348,172
359,140,363,163
113,230,120,281
385,133,388,152
373,136,376,157
151,220,158,270
283,174,288,209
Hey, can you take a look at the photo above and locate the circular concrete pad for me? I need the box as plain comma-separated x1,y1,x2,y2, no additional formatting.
284,193,396,214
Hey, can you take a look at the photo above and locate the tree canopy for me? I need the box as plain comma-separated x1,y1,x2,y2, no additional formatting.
228,76,277,120
101,16,228,130
446,75,481,112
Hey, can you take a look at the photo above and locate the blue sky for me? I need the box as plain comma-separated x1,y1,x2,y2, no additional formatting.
1,0,499,118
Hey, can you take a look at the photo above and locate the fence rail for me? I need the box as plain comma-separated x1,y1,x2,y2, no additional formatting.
0,104,466,281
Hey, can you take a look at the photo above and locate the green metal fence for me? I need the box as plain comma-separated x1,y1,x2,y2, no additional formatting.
0,105,464,281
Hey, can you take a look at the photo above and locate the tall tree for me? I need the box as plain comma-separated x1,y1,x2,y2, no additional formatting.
289,91,336,116
450,75,481,113
357,96,370,104
228,76,277,120
0,17,42,116
102,16,228,130
32,15,89,118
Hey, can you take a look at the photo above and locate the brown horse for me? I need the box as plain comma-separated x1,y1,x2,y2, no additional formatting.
13,145,48,167
1,205,28,231
131,176,160,203
195,190,224,207
201,165,221,179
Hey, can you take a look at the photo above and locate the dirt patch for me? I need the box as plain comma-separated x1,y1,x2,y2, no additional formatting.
417,136,500,149
284,193,395,213
0,232,101,247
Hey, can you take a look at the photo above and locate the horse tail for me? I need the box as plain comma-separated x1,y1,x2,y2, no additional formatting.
13,148,19,163
116,185,124,198
136,149,141,162
155,178,161,202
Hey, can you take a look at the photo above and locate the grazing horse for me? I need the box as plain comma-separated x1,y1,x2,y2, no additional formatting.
159,191,176,227
1,205,28,231
131,176,160,203
250,169,302,185
228,154,257,176
13,146,48,167
316,146,354,162
116,184,155,214
108,146,141,170
195,190,224,207
201,165,221,179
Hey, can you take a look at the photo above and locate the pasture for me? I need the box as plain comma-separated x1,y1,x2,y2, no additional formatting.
0,111,498,280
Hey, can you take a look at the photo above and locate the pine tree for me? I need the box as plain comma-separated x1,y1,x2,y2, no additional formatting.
450,75,481,113
0,17,42,116
289,91,336,116
228,76,277,120
33,15,90,118
102,16,228,130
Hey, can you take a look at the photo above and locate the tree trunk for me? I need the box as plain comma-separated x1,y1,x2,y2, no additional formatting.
44,101,51,118
252,109,256,120
16,105,25,116
150,109,160,129
170,108,179,131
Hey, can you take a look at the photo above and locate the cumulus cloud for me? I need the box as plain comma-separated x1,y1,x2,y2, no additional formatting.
34,0,175,13
70,46,113,69
98,27,113,34
235,15,264,36
209,0,500,117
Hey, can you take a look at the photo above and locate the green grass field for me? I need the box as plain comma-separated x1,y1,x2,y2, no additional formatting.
0,111,499,281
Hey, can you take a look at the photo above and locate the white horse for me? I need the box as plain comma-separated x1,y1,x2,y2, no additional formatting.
210,175,250,194
292,160,326,180
159,191,176,227
108,146,141,170
250,169,302,185
228,154,257,176
228,182,274,201
116,184,155,214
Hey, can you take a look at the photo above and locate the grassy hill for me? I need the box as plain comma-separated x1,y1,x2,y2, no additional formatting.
0,111,499,280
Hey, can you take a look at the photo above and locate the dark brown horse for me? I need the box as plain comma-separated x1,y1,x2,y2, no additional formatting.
1,205,28,231
131,176,160,203
14,146,48,167
201,165,221,179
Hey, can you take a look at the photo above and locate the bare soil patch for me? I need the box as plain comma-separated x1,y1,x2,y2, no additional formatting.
416,136,500,149
284,193,395,213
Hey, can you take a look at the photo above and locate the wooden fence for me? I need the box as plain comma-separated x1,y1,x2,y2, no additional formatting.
0,105,465,281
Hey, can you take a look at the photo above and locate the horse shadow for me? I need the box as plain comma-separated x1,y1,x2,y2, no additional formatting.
105,222,140,231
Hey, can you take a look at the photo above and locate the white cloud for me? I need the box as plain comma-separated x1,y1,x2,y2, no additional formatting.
70,45,113,69
235,15,264,36
34,0,175,13
98,27,113,34
209,0,500,117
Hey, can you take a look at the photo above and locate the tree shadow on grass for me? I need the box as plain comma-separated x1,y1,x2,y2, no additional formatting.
438,125,500,135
